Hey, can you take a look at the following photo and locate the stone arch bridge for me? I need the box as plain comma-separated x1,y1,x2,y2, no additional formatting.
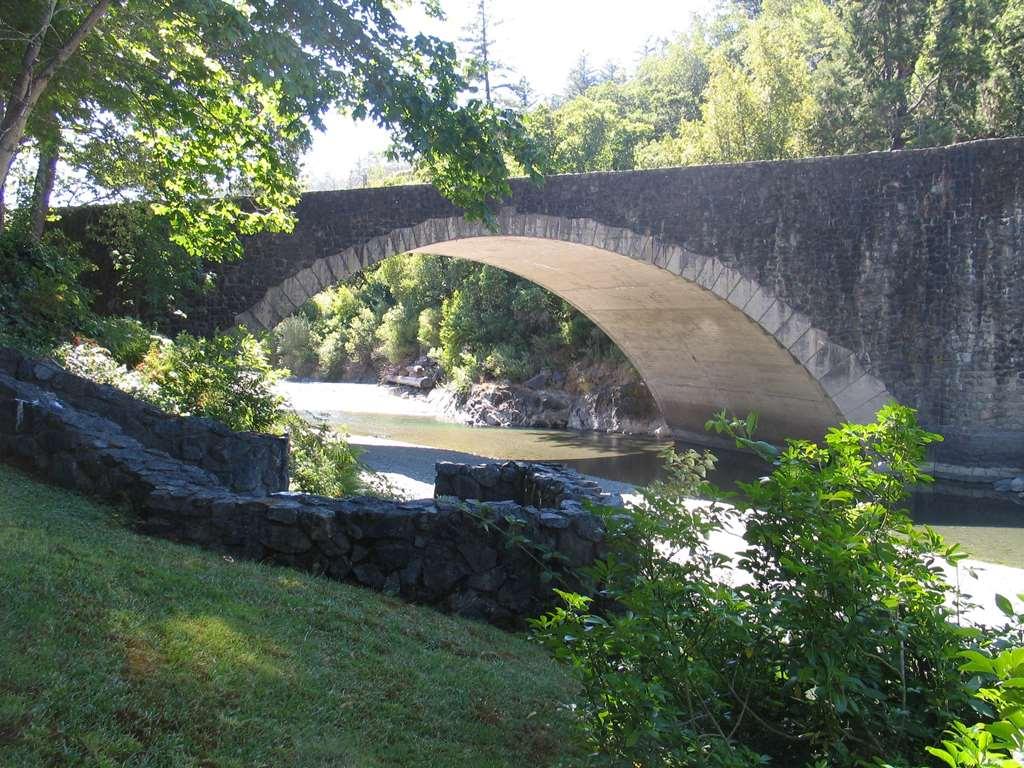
134,140,1024,476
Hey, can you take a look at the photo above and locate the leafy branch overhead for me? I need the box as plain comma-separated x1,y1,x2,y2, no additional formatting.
0,0,541,256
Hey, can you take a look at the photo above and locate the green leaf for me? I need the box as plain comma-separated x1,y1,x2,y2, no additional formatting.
996,593,1015,617
924,746,958,767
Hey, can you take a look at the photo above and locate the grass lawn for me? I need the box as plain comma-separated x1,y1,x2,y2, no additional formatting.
0,464,580,767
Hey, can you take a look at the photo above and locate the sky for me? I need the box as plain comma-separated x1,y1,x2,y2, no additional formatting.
301,0,715,188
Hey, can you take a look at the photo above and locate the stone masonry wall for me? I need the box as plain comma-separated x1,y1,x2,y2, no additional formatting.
179,139,1024,472
435,460,607,509
57,140,1024,472
0,359,605,626
0,347,288,495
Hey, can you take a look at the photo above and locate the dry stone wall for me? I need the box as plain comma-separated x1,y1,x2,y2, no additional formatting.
0,349,605,626
435,460,608,510
0,347,288,495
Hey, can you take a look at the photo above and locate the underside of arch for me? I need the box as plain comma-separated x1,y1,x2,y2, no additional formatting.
237,214,895,445
410,237,843,444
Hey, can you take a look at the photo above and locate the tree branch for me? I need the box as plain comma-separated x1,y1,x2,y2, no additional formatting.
27,0,114,107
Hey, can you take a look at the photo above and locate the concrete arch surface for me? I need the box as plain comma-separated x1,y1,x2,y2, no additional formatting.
236,213,893,445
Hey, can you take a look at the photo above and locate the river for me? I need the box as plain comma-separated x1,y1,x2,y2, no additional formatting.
278,381,1024,573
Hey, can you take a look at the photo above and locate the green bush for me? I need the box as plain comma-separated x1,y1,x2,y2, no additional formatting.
375,303,417,364
344,307,379,367
142,330,283,433
416,307,441,351
316,328,348,379
56,341,155,398
87,202,203,317
272,315,317,377
922,643,1024,767
533,404,972,767
483,343,530,381
312,284,360,328
88,316,155,368
281,412,363,497
448,352,483,394
0,229,95,354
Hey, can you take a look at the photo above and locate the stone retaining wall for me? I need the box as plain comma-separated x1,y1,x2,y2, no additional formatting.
435,460,607,509
0,358,605,626
0,347,288,495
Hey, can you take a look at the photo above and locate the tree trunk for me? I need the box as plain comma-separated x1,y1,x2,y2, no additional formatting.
30,138,59,241
0,0,112,231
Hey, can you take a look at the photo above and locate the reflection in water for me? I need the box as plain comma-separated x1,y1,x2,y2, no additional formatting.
300,390,1022,568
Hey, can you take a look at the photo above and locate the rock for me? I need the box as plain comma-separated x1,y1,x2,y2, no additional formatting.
352,562,386,589
472,463,501,488
453,474,481,501
266,499,301,524
539,512,570,529
524,371,549,390
262,524,312,554
994,475,1024,493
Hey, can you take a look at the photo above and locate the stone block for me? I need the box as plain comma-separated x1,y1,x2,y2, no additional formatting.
696,258,725,291
776,312,813,349
757,299,793,337
726,276,758,313
710,266,741,300
262,523,312,555
833,373,888,417
788,327,828,366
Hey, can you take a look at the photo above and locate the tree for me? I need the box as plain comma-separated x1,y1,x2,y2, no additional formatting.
639,1,831,167
529,94,653,173
0,0,541,258
563,52,602,100
0,0,112,228
459,0,531,108
824,0,970,150
982,0,1024,134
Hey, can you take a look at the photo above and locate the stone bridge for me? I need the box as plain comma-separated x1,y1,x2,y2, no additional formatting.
153,140,1024,475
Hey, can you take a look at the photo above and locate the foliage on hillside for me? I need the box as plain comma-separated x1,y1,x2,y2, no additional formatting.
0,463,578,767
271,252,628,392
529,0,1024,174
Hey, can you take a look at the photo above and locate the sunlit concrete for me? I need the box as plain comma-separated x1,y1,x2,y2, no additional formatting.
409,236,843,444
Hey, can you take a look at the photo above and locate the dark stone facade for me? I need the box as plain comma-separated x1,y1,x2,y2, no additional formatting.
0,348,605,626
0,347,288,495
61,139,1024,473
435,460,608,509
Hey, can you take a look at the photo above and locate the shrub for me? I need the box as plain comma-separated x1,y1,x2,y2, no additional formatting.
483,343,530,381
416,307,441,351
448,352,482,394
142,330,283,433
87,202,203,317
922,643,1024,767
312,284,360,328
316,328,348,380
533,404,972,767
56,341,155,398
88,316,156,368
272,315,317,377
344,307,379,367
0,229,95,354
281,412,363,497
375,303,417,364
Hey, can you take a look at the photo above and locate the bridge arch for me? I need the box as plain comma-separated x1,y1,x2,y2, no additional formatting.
235,212,893,445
